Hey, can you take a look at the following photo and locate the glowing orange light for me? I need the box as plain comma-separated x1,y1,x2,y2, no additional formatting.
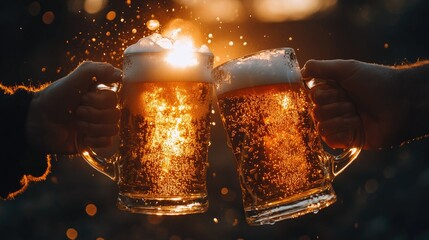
84,0,107,14
165,36,199,68
146,19,160,31
42,11,55,24
66,228,78,240
106,11,116,21
85,203,97,216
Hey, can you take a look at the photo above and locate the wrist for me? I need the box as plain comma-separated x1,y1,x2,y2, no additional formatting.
26,91,47,153
398,61,429,144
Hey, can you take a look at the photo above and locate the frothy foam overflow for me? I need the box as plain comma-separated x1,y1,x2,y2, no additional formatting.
123,33,213,83
212,48,302,95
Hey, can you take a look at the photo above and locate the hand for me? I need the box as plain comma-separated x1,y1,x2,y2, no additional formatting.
26,61,122,154
301,59,409,150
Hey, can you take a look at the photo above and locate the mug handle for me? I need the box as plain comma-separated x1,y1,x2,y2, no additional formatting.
76,83,120,181
304,78,365,177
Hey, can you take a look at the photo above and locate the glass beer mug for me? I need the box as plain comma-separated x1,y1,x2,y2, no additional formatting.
212,48,363,225
79,35,214,215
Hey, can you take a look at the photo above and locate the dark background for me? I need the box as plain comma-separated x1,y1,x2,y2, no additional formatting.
1,0,429,239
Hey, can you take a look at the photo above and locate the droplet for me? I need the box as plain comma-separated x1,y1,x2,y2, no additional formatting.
146,19,160,31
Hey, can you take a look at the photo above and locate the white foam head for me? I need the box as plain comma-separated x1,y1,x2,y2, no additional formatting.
123,33,214,83
212,48,301,95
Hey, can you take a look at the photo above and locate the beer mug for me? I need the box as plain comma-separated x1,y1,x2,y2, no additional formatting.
212,48,363,225
80,35,214,215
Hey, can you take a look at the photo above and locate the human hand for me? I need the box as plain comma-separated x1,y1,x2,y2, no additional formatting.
26,61,122,154
301,59,409,150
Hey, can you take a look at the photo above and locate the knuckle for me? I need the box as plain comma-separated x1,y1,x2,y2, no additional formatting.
78,60,94,70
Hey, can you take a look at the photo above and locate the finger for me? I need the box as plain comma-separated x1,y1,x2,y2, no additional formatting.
81,91,118,109
83,136,114,148
321,131,354,149
301,59,359,80
76,106,120,124
312,102,356,122
309,87,348,105
67,61,122,90
76,121,119,137
317,116,361,136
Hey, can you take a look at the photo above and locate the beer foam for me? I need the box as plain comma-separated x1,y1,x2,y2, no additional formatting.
213,48,302,95
123,33,213,83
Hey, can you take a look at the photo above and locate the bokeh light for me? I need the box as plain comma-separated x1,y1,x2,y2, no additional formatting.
251,0,337,22
174,0,245,22
66,228,78,240
106,11,116,21
28,1,41,16
85,203,97,216
42,11,55,24
174,0,337,22
84,0,107,14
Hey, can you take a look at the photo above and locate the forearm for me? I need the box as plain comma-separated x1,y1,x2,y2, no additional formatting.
0,84,50,199
398,61,429,144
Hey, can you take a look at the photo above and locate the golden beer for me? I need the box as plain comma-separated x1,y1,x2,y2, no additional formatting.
118,81,212,209
218,83,329,216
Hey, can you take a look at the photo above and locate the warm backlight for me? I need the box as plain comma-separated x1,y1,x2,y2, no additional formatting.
165,36,199,68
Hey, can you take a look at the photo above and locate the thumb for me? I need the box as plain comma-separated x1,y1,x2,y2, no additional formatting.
301,59,358,81
65,61,122,90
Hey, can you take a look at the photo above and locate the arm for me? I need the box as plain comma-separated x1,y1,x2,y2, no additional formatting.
400,61,429,145
1,61,121,199
301,59,429,150
26,61,121,154
0,85,49,199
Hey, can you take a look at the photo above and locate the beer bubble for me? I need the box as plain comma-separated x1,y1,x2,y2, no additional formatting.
218,84,326,212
